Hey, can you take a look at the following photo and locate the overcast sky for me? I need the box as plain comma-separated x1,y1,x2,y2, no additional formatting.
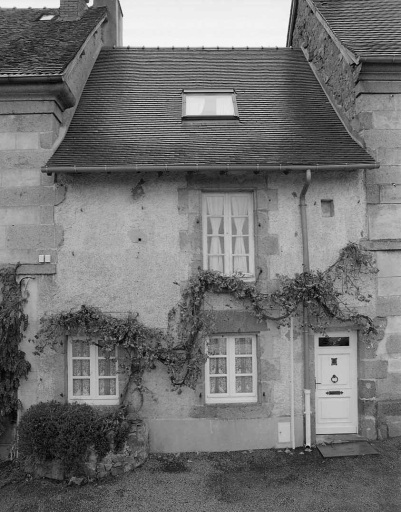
1,0,292,46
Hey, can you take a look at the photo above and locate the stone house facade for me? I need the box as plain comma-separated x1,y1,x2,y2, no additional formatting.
1,0,398,459
288,0,401,439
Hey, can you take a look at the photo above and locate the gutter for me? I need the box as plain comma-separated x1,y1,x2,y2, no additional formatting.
300,169,312,448
41,162,379,175
359,55,401,64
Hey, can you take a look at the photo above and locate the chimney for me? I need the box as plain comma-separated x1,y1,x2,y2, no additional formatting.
59,0,89,21
93,0,123,47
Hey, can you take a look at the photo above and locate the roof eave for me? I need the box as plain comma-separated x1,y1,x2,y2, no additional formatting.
0,79,76,110
41,162,380,175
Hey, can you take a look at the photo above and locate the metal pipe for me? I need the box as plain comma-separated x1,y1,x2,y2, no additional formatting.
299,169,312,447
359,55,401,64
290,316,296,450
41,162,379,175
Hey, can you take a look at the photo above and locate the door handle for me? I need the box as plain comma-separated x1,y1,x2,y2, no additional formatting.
326,391,343,395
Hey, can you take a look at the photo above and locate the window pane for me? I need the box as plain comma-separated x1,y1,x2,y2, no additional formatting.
99,346,116,358
235,357,253,374
232,254,249,274
73,360,90,377
185,94,234,116
235,337,253,355
231,217,249,236
208,338,227,355
207,217,224,235
210,377,227,394
99,378,116,396
232,236,249,254
72,340,90,357
98,358,116,376
73,379,90,396
236,376,253,393
209,357,227,375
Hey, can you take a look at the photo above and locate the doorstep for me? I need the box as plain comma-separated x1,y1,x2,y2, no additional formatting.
316,434,367,445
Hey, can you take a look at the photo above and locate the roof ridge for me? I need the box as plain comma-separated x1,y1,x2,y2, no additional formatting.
100,46,300,51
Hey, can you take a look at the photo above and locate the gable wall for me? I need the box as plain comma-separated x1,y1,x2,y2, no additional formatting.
292,0,401,440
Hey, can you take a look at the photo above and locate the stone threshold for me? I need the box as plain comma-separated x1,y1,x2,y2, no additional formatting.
316,433,367,445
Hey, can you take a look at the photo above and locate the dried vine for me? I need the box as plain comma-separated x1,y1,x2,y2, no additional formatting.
33,242,378,404
0,266,31,437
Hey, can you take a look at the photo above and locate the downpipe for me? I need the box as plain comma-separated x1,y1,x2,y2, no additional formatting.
300,169,312,448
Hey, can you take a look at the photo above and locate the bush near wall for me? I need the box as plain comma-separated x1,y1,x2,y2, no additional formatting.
18,401,149,480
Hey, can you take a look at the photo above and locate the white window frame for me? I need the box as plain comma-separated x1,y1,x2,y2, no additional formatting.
205,335,258,404
202,192,255,279
67,338,119,405
182,89,239,119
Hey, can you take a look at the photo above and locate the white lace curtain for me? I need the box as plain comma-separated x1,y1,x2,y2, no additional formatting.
231,196,249,273
206,196,224,272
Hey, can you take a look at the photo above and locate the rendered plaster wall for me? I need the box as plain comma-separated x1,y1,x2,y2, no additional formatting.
35,169,373,452
293,0,401,439
0,29,105,458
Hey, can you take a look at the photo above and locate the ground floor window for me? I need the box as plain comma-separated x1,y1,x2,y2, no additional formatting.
205,335,258,404
67,338,119,405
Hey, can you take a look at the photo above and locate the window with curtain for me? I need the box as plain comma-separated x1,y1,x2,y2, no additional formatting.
68,338,119,405
202,192,255,278
205,335,258,404
183,90,238,119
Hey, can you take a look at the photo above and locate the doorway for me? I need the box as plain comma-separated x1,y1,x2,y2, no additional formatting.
314,331,358,434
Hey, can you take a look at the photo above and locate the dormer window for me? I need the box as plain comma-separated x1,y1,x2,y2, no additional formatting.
182,90,238,120
39,14,56,21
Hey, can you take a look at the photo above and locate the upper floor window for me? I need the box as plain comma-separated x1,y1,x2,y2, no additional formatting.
68,339,119,405
202,192,255,279
182,90,238,120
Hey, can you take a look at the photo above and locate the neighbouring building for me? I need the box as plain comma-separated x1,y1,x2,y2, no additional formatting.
288,0,401,442
0,0,399,459
0,0,123,459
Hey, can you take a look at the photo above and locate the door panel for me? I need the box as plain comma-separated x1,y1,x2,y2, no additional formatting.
315,332,358,434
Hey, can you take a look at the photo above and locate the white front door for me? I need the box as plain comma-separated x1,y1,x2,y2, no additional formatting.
315,331,358,434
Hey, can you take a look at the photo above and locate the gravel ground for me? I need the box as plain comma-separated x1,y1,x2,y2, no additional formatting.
1,437,401,512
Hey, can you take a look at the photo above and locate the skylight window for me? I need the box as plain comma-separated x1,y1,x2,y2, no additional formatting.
39,14,56,21
182,90,238,120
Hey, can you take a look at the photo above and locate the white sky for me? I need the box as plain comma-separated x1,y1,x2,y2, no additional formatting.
0,0,292,47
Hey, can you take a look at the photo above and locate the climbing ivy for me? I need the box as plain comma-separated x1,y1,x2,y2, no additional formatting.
33,242,378,404
0,266,31,437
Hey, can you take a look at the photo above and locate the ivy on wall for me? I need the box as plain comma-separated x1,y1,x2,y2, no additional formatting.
0,266,31,437
32,242,378,408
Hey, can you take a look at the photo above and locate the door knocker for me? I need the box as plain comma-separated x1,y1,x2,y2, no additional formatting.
331,375,339,383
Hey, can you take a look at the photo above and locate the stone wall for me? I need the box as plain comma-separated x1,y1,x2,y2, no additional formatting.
0,28,104,460
292,0,401,439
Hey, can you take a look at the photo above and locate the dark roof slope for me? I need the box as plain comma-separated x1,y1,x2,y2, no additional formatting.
313,0,401,58
48,48,375,169
0,7,107,76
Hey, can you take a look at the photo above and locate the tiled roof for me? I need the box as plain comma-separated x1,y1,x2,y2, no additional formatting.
47,48,376,169
0,7,107,76
313,0,401,58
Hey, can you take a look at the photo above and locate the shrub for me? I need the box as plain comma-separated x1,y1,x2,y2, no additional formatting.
18,401,129,474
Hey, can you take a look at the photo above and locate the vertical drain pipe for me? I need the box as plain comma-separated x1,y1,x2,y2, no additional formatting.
300,169,312,447
290,316,296,450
